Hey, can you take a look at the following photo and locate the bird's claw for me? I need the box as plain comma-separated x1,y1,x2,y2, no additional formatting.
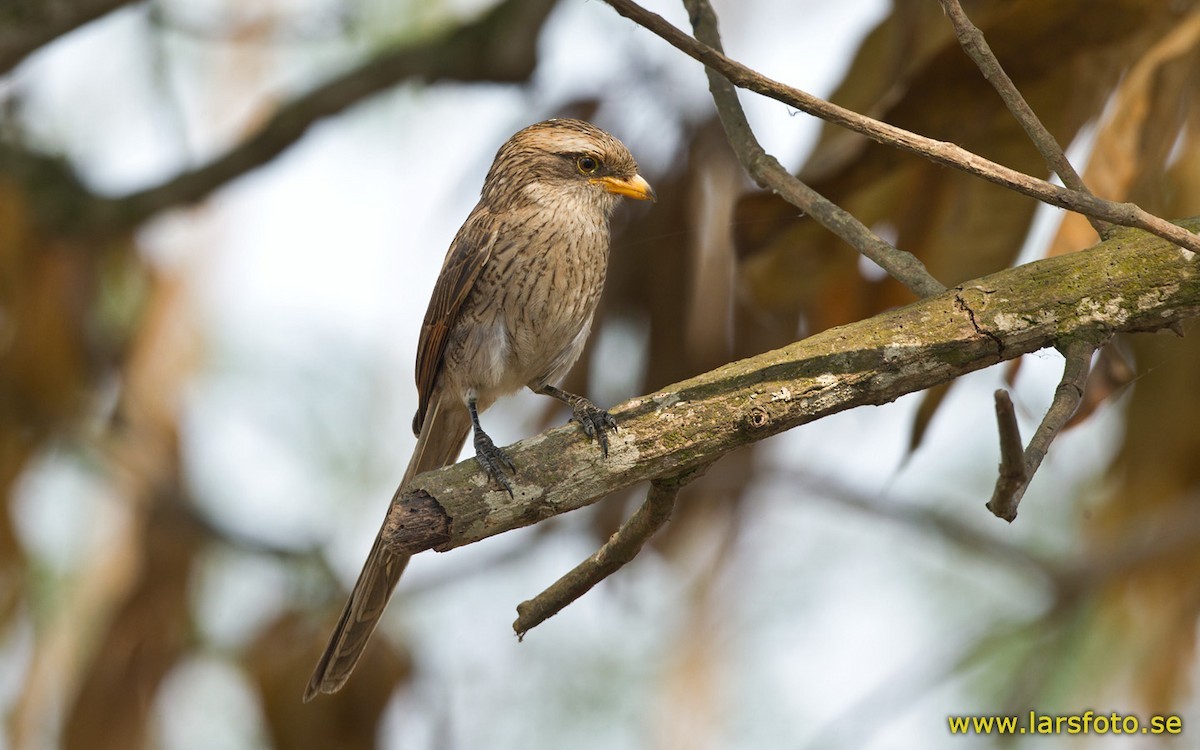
474,430,516,496
571,401,618,458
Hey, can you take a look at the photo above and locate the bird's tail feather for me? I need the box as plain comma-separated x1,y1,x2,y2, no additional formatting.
304,394,471,701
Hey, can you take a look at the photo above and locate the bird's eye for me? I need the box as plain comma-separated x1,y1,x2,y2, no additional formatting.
576,155,600,174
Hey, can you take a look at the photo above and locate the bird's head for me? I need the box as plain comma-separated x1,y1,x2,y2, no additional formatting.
481,119,655,212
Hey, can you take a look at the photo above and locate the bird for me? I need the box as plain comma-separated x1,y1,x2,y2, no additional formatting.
304,118,654,701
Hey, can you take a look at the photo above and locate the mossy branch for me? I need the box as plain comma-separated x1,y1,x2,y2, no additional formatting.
382,219,1200,556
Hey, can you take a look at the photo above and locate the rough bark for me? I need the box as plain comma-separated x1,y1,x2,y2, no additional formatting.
383,218,1200,556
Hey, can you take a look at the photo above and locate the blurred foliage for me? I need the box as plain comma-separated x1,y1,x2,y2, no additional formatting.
730,0,1200,720
4,0,1200,747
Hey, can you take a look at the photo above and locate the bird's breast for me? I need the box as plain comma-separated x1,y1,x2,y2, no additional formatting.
496,217,609,366
443,208,611,401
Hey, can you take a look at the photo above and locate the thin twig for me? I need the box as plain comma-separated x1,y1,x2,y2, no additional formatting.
987,340,1096,521
991,389,1027,501
600,0,1200,255
938,0,1110,239
512,464,711,638
1025,341,1097,473
683,0,944,298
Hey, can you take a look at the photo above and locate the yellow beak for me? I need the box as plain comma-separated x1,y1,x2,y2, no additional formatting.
591,173,656,202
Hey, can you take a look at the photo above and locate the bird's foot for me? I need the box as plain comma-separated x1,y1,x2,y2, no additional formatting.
570,399,618,458
534,385,617,458
474,429,516,496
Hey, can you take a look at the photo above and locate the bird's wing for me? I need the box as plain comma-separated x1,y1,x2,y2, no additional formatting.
413,207,498,434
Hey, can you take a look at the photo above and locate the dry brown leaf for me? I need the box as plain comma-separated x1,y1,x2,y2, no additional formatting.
652,499,738,750
732,0,1184,462
1087,331,1200,708
907,381,955,457
0,177,100,676
1048,9,1200,256
1161,103,1200,218
1030,8,1200,709
1063,344,1135,430
1002,356,1023,388
61,486,202,750
737,0,1178,336
249,611,413,750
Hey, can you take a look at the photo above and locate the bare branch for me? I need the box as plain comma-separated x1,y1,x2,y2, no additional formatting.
3,0,558,236
513,464,709,638
987,340,1096,521
599,0,1200,255
1028,342,1096,466
0,0,135,76
991,389,1027,502
381,219,1200,556
937,0,1109,239
682,0,944,298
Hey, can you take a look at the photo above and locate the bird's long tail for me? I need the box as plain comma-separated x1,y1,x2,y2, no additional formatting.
304,393,471,701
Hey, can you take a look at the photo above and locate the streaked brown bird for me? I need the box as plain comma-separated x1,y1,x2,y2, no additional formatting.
305,119,654,700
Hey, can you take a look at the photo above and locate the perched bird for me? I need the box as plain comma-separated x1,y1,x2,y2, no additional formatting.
305,118,654,700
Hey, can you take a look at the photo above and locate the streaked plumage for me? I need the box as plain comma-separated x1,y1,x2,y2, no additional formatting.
305,119,653,700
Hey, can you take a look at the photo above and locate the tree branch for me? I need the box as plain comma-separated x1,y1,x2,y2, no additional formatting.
990,389,1028,503
3,0,558,236
937,0,1110,239
987,340,1096,521
599,0,1200,255
513,464,709,638
683,0,944,299
0,0,136,76
380,219,1200,556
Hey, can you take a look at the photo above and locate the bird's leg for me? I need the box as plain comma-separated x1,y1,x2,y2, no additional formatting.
535,384,617,457
469,397,516,495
